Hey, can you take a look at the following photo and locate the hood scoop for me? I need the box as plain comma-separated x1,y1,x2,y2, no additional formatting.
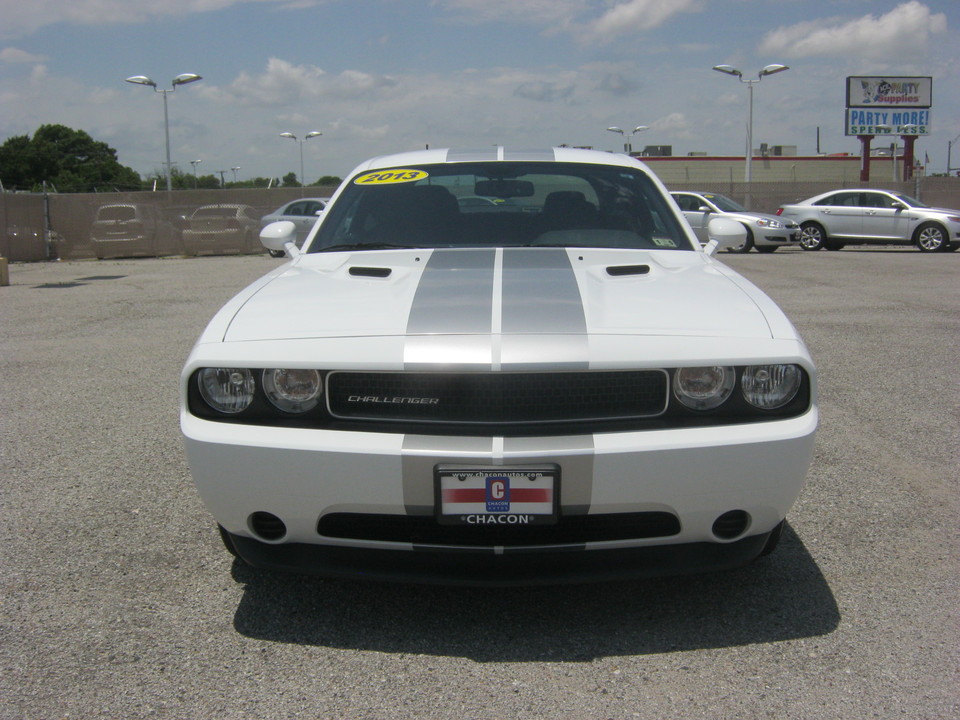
349,266,392,278
606,264,650,277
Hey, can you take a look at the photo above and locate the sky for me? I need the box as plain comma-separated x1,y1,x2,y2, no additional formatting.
0,0,957,183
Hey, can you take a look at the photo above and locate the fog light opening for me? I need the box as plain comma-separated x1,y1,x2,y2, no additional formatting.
712,510,750,540
249,511,287,541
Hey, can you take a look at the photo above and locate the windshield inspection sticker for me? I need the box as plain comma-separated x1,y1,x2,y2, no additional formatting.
354,169,429,185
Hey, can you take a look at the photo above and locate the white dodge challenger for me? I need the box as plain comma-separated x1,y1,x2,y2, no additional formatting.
180,147,818,585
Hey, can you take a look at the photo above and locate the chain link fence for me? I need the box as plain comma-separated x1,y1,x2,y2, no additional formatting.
2,179,958,262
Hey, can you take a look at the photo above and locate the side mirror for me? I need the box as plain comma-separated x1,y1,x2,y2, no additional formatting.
891,201,907,211
260,221,300,258
702,217,747,256
698,205,712,213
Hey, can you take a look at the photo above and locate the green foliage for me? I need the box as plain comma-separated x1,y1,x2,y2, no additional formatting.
0,124,142,192
281,172,301,188
312,175,343,187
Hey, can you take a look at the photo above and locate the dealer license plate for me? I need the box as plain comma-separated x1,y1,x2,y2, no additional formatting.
435,465,559,526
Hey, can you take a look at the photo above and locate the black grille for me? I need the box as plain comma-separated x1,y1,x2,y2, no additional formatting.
326,370,667,424
318,512,680,547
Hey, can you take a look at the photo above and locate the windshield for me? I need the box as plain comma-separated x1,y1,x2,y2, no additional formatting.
309,162,693,252
701,193,745,213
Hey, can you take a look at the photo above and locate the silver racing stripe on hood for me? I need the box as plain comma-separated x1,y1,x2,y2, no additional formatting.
403,248,589,370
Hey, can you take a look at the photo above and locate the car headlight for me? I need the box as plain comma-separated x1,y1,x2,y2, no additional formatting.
741,364,801,409
755,218,784,229
198,368,256,414
673,366,736,410
262,369,323,413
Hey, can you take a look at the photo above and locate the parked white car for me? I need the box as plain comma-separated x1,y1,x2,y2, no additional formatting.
776,189,960,252
671,191,801,253
259,198,329,256
181,147,818,585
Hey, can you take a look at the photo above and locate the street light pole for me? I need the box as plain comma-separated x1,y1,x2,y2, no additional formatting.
712,64,789,205
190,159,202,188
231,166,241,183
125,73,203,192
606,125,650,154
279,131,323,188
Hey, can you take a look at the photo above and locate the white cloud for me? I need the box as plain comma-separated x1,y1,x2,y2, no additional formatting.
201,58,397,106
433,0,588,26
759,1,947,60
434,0,703,41
0,0,326,39
0,47,48,63
582,0,704,41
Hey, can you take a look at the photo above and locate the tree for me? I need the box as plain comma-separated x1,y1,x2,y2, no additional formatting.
0,124,142,192
281,172,301,188
312,175,343,187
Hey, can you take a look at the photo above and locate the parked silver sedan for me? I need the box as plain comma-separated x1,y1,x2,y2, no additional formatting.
776,189,960,252
671,191,800,253
261,198,328,240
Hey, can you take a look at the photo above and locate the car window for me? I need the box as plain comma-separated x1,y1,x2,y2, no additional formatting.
312,162,692,252
815,192,860,207
672,194,698,212
284,202,307,216
891,193,928,208
863,193,892,209
304,201,325,215
97,206,137,222
193,207,237,218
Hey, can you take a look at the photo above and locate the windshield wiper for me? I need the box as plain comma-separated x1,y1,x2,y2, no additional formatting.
318,242,419,253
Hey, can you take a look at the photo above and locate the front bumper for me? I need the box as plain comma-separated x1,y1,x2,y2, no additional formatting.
182,407,817,583
754,228,801,247
225,528,776,586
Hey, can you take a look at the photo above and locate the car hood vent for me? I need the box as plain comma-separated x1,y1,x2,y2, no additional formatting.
349,266,392,278
606,264,650,276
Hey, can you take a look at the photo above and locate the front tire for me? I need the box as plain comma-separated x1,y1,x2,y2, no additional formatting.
915,222,948,252
799,222,826,251
755,245,778,253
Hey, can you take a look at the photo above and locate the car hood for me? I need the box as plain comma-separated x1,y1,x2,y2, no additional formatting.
725,210,797,226
217,248,781,346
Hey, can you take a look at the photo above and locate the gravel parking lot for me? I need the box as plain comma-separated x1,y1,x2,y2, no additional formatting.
2,249,957,719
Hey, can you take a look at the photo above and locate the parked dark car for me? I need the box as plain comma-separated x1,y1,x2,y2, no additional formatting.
90,203,179,259
182,204,261,256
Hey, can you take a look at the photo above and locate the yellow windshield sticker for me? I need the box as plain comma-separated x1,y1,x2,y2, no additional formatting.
353,169,429,185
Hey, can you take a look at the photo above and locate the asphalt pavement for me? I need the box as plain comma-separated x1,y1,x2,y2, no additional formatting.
1,248,957,719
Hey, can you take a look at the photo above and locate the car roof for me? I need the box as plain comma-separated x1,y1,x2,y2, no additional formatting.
350,147,652,175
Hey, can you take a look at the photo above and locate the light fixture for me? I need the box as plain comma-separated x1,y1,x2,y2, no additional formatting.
125,73,203,192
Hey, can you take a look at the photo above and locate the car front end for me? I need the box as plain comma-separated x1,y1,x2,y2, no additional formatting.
180,148,817,585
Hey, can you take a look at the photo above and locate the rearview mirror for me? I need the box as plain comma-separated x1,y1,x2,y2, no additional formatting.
474,179,535,199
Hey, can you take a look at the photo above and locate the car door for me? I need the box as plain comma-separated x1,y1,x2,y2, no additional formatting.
860,192,912,242
298,201,326,243
672,193,710,243
813,192,863,239
282,201,322,243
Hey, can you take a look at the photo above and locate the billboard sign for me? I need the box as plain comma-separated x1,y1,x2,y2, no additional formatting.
846,76,932,108
845,108,930,136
